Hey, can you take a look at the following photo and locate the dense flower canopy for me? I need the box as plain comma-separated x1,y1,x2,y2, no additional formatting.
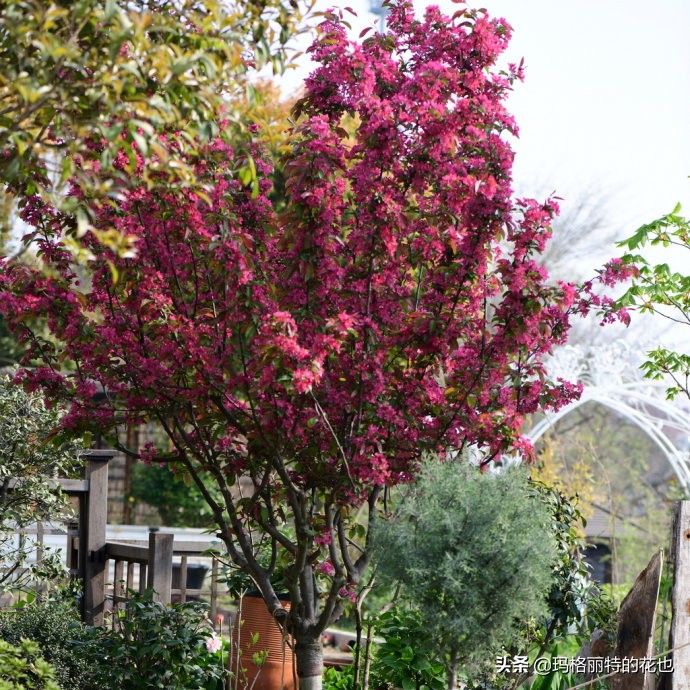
1,3,583,495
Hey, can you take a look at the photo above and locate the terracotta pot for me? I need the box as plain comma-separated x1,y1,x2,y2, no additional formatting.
231,593,295,690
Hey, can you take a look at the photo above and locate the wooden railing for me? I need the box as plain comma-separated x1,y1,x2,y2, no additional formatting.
57,450,228,625
104,533,226,627
0,521,74,599
1,450,114,622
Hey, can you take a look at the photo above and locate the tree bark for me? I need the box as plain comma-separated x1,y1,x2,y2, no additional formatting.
295,636,323,690
446,648,458,690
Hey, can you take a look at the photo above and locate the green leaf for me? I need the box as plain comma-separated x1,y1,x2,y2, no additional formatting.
171,57,196,75
401,678,416,690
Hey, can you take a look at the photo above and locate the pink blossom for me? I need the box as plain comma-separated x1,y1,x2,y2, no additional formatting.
315,532,332,547
319,561,336,577
599,257,639,287
338,586,357,603
205,633,223,654
293,368,318,394
0,0,626,622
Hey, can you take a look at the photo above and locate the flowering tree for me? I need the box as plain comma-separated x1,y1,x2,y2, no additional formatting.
0,3,606,687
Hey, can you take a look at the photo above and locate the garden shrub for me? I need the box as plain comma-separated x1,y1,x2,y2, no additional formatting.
0,639,59,690
373,460,558,687
0,374,85,593
97,590,226,690
0,601,95,690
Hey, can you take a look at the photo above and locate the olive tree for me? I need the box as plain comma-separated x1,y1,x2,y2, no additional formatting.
373,460,557,689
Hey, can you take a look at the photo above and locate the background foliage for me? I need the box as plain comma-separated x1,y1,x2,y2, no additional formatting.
0,372,84,591
129,462,217,528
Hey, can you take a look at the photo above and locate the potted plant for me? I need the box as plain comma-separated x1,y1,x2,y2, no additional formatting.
221,544,294,690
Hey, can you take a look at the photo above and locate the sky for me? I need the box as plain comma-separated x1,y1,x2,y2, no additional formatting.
278,0,690,275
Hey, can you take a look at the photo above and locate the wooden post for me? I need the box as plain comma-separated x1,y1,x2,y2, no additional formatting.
82,449,115,626
77,495,88,621
670,501,690,689
610,550,663,690
147,532,174,604
66,519,79,578
211,556,219,622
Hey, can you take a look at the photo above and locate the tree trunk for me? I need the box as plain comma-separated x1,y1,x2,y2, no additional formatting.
446,666,457,690
446,648,458,690
294,636,323,690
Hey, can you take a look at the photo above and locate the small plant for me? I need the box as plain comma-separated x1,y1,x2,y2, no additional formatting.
370,608,446,690
226,601,275,690
97,590,226,690
323,665,355,690
0,638,60,690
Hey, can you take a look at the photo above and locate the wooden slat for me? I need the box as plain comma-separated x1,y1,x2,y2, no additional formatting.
179,556,188,601
106,541,149,563
173,540,223,554
36,523,44,565
55,479,90,493
147,532,173,603
210,557,218,622
3,525,68,536
610,550,663,690
66,520,79,577
114,560,125,616
5,478,89,493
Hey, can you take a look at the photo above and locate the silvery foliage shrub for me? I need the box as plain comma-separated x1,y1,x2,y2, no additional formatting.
0,372,84,591
373,459,557,679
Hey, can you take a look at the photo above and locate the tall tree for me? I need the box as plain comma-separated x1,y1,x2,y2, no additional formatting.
0,3,614,687
0,0,305,255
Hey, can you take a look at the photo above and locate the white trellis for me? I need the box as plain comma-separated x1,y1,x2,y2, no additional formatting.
527,343,690,490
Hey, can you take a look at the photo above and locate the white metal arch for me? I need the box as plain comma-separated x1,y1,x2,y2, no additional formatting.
526,344,690,490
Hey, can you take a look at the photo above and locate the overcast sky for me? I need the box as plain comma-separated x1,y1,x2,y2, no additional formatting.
279,0,690,273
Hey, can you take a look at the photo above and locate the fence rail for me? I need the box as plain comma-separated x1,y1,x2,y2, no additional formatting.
1,452,103,611
103,534,226,627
